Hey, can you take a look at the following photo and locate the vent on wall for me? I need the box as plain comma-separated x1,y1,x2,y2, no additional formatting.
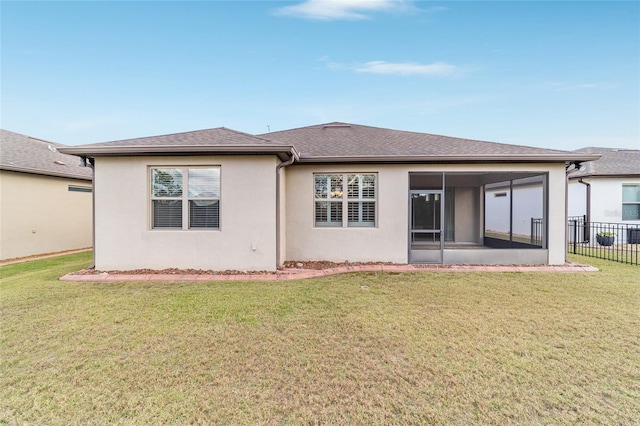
68,185,92,193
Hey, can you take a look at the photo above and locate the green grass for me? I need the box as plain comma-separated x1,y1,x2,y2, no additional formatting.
1,252,639,424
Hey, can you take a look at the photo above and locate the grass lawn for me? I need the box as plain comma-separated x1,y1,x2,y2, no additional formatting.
1,253,639,424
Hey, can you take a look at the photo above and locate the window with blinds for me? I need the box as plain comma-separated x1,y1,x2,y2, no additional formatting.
150,167,220,230
622,184,640,220
314,174,344,226
314,173,376,227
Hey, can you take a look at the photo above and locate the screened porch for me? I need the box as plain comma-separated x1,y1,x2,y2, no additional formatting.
408,172,548,264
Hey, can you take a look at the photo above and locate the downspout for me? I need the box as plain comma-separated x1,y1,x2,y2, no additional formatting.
509,180,514,247
578,178,591,242
82,156,96,269
564,161,583,262
275,151,298,268
564,163,574,263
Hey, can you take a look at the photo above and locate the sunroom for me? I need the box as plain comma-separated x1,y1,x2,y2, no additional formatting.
409,171,549,264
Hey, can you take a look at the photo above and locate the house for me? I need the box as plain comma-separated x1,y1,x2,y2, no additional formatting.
58,122,598,271
0,129,93,261
568,147,640,242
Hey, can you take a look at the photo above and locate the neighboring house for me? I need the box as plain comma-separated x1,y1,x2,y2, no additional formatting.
0,129,93,261
59,122,597,271
568,147,640,242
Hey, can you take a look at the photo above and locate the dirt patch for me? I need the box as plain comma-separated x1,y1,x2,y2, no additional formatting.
0,248,92,266
65,260,593,276
72,260,403,275
283,260,401,270
73,268,276,276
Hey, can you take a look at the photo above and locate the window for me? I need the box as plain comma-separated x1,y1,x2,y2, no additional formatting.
314,173,376,227
151,167,220,230
622,184,640,221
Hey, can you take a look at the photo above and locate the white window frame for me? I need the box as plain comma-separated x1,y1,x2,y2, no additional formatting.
622,184,640,221
314,173,377,228
150,166,221,230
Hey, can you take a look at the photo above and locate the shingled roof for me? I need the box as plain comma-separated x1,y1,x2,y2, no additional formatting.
58,122,599,164
568,147,640,178
59,127,297,161
0,129,92,180
260,122,596,163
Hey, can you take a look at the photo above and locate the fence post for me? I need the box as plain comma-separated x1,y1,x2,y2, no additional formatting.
573,219,578,254
531,218,534,245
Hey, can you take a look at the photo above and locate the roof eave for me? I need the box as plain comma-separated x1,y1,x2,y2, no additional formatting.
0,165,92,181
58,144,300,162
569,173,640,180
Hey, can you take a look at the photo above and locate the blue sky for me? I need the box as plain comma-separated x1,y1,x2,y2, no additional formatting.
2,0,638,150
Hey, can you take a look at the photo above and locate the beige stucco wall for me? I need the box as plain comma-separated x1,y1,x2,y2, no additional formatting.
93,155,278,271
454,187,481,243
285,164,409,264
285,163,567,265
0,170,93,260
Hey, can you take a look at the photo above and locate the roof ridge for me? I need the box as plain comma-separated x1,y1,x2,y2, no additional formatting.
262,122,574,154
88,127,232,145
1,129,67,147
218,126,282,144
575,146,639,152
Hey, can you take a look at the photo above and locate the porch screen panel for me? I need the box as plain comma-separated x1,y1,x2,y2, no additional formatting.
484,181,511,243
444,187,455,241
512,176,544,247
483,174,546,248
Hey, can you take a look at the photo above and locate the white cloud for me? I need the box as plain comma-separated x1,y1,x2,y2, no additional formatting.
544,81,610,91
354,61,458,76
273,0,413,21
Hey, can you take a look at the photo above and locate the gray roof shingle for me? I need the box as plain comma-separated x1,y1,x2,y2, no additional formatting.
72,127,284,148
260,122,594,162
58,127,296,161
0,129,92,180
569,147,640,178
56,122,599,164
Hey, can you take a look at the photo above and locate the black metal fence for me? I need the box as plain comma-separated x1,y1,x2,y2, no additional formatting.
568,216,640,265
531,218,543,246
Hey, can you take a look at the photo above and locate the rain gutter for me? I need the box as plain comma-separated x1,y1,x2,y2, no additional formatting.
0,165,92,181
296,153,601,164
58,144,297,162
